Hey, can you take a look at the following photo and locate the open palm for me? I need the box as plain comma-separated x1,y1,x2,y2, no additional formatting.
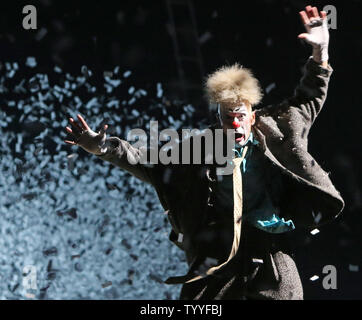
64,114,108,155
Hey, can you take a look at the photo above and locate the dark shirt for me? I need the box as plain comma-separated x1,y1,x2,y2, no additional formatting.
213,132,295,233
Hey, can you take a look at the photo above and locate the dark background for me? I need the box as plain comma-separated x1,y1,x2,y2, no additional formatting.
0,0,361,299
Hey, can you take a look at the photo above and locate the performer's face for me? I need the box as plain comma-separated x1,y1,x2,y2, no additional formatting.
219,100,255,146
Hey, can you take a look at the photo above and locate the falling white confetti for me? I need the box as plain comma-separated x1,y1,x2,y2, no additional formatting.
25,57,37,68
54,66,62,73
265,83,276,94
123,70,132,78
312,211,322,224
310,228,320,235
156,83,163,98
199,31,213,44
252,258,264,264
104,71,113,78
131,109,140,117
0,57,196,300
128,86,135,94
204,257,218,265
348,264,359,272
177,233,183,243
35,27,48,41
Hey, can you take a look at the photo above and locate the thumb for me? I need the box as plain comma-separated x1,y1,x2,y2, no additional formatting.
298,33,309,40
99,124,108,135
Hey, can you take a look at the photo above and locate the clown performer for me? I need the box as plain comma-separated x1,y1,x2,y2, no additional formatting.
64,5,344,300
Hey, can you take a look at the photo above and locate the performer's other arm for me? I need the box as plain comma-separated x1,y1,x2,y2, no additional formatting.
64,114,151,184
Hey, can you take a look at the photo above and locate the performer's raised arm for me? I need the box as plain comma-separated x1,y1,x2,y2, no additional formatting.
262,5,333,129
283,5,332,126
298,6,329,68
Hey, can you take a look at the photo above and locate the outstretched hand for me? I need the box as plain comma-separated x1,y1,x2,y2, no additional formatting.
64,114,109,155
298,5,329,66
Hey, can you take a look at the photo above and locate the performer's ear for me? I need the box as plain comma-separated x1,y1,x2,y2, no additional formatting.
251,111,256,126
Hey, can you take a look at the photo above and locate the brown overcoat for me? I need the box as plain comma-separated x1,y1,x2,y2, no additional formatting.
96,57,344,299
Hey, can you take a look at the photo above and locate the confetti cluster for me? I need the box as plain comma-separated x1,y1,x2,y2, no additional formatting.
0,57,197,299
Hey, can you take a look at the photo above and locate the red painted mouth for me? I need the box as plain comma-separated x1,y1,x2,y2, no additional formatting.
235,132,244,143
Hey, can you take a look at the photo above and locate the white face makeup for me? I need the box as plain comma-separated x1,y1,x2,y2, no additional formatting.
218,102,255,146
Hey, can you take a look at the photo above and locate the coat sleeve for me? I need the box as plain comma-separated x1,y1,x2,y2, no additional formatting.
95,136,153,184
286,56,333,126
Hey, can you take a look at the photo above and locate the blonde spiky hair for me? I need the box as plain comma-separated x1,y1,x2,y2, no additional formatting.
205,63,263,108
